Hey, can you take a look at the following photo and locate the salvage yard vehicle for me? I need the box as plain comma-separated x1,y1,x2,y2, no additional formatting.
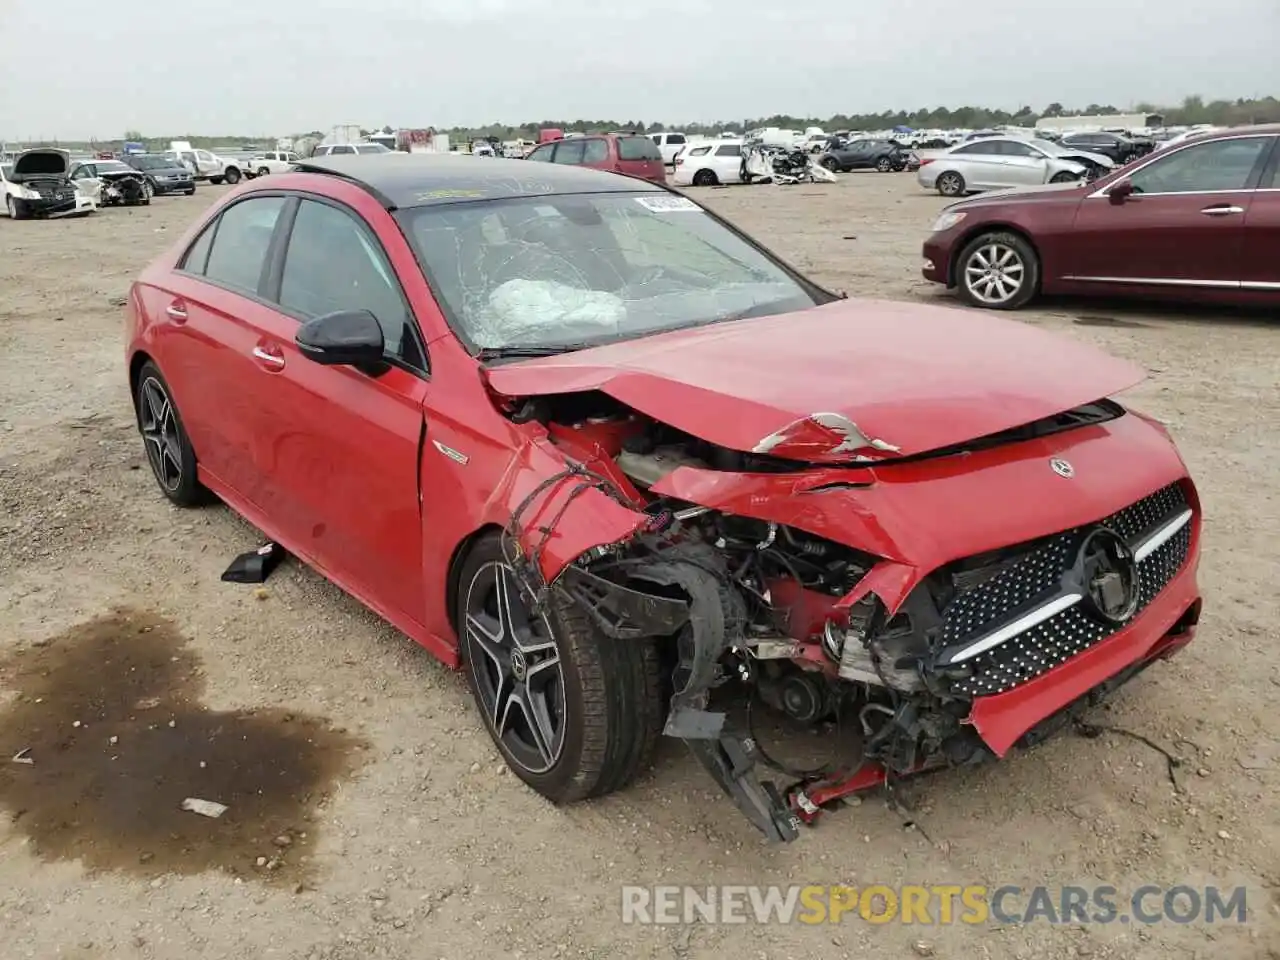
819,138,909,174
124,154,1204,842
917,136,1110,196
922,124,1279,310
672,138,746,186
3,148,98,219
70,159,153,206
524,133,667,183
165,141,244,184
246,150,302,177
120,153,197,195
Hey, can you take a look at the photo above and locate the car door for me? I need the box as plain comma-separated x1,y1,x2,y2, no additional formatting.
243,196,429,624
1061,134,1274,288
713,142,743,182
1240,141,1280,294
69,163,102,200
147,195,291,500
946,141,1001,188
990,140,1051,186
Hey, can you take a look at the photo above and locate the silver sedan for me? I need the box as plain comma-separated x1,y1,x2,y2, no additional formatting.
917,136,1113,197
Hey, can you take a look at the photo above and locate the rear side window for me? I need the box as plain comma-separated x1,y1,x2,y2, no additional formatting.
201,197,287,294
689,146,712,156
618,136,662,161
582,138,609,163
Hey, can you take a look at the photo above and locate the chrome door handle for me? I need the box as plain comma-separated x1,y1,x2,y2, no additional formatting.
251,346,285,368
165,303,187,320
1200,205,1244,216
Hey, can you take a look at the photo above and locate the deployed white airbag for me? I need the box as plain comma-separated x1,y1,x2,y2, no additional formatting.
473,279,626,346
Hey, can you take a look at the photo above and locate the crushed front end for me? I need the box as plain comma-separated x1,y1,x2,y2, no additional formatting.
496,390,1203,842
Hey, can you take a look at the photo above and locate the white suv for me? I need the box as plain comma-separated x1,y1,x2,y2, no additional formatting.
312,143,392,157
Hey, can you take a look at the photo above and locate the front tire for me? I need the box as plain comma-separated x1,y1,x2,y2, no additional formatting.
1050,170,1078,183
133,361,209,506
821,156,839,171
937,170,966,197
457,534,663,803
955,231,1040,310
875,156,893,172
257,166,271,178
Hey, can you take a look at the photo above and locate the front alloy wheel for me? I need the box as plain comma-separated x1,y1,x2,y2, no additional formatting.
956,232,1039,310
463,560,567,774
457,534,663,803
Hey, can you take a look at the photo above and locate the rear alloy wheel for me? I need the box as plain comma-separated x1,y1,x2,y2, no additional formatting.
458,534,663,802
956,231,1040,310
134,361,209,507
692,169,718,186
937,170,965,197
876,156,893,172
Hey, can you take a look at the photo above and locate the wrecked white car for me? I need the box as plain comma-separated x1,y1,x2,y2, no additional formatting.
3,149,98,219
70,159,154,207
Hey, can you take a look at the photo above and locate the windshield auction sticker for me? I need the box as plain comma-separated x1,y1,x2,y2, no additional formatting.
635,196,701,212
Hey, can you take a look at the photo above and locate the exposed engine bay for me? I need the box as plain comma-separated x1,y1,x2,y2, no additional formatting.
96,171,150,206
495,388,1199,841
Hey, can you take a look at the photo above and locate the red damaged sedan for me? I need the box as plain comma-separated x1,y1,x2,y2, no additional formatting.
125,154,1202,841
922,124,1279,310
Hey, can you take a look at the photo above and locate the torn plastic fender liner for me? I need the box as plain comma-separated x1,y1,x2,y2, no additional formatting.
486,436,650,583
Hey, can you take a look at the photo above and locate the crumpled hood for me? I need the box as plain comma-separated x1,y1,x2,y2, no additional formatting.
13,148,71,178
483,298,1145,461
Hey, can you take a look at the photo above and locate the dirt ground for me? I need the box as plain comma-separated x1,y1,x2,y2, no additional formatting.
1,173,1277,960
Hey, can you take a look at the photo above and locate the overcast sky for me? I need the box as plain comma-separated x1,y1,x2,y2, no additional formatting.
1,0,1276,139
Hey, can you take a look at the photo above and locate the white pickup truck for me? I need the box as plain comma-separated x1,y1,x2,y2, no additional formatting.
164,141,245,184
246,150,302,177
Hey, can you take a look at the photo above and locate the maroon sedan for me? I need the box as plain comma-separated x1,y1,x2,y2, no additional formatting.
922,125,1280,309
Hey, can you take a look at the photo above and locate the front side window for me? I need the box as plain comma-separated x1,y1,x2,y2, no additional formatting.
526,144,554,162
715,144,743,157
1128,136,1272,194
201,196,287,294
397,193,824,353
278,200,423,369
995,141,1037,158
553,140,585,164
668,134,686,145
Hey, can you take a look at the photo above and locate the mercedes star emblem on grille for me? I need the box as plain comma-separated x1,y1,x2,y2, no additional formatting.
1077,527,1140,624
1050,457,1075,478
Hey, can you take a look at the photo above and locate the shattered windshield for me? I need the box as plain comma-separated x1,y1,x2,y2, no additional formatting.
396,193,821,353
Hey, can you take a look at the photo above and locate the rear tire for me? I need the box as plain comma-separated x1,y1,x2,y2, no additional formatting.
133,361,210,507
937,170,966,197
955,231,1040,311
223,168,241,185
457,534,663,804
691,169,718,186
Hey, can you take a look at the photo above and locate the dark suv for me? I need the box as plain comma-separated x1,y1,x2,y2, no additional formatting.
120,154,196,195
819,138,907,173
1058,131,1155,166
524,134,667,183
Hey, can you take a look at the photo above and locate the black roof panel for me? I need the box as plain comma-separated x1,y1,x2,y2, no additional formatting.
291,153,666,209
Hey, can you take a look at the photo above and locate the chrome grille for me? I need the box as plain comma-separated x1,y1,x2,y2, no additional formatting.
942,482,1192,697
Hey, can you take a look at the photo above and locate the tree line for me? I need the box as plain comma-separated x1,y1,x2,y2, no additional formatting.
18,94,1279,150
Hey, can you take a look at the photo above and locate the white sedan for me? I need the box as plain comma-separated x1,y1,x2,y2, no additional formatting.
917,136,1112,197
671,139,746,187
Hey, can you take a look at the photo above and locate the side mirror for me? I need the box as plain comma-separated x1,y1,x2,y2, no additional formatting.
296,309,386,370
1107,180,1135,205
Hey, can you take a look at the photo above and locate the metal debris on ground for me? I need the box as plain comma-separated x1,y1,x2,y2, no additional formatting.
181,797,229,819
11,748,34,764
